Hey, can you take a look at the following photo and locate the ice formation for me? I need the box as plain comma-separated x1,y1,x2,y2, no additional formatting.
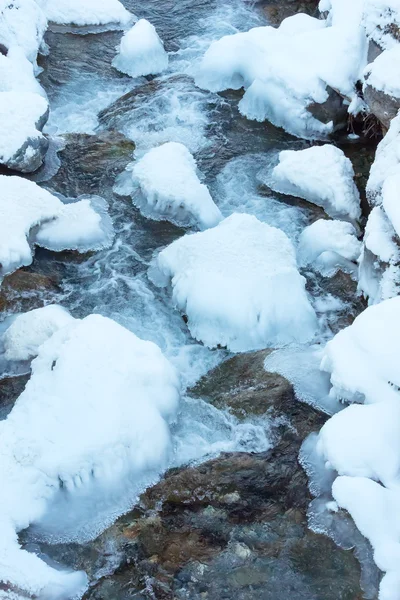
298,219,361,277
113,19,168,78
150,213,317,351
130,142,222,230
0,308,180,599
312,297,400,599
271,145,361,221
0,176,114,277
35,0,132,27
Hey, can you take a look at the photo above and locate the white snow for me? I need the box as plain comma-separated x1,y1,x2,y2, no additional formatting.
35,0,132,27
150,213,317,352
0,0,47,63
358,206,400,303
0,47,45,96
0,91,48,162
298,219,361,277
382,172,400,237
321,296,400,404
0,176,114,277
270,145,361,221
367,111,400,203
3,305,75,361
362,0,400,50
364,44,400,97
196,4,368,138
314,296,400,600
113,19,168,78
0,309,180,599
130,142,222,230
36,196,115,252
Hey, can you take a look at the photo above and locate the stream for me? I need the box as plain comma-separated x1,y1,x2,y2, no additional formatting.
1,0,380,597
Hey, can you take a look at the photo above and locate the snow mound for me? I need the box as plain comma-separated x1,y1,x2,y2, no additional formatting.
364,44,400,98
0,176,114,277
3,305,75,361
196,5,368,139
0,47,45,96
0,309,180,599
0,0,47,62
36,195,115,252
321,296,400,404
271,145,361,221
298,219,361,277
131,142,222,230
113,19,168,78
367,112,400,203
358,206,400,303
0,91,48,171
314,295,400,600
36,0,132,26
150,213,317,352
360,114,400,303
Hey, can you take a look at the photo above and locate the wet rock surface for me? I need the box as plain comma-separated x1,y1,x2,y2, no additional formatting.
47,130,135,198
0,269,59,315
33,353,363,600
261,0,319,26
0,374,29,419
363,84,400,131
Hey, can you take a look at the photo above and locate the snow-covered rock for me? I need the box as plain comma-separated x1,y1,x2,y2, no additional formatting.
298,219,361,277
0,309,180,599
0,91,49,172
321,296,400,404
130,142,222,230
313,296,400,600
0,176,114,277
150,213,317,351
113,19,168,78
362,0,400,50
358,206,400,302
36,0,132,27
0,46,45,96
196,6,368,139
3,305,75,361
363,45,400,128
271,145,361,221
359,114,400,303
0,0,47,63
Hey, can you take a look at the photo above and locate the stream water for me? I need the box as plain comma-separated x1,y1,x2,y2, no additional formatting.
4,0,375,592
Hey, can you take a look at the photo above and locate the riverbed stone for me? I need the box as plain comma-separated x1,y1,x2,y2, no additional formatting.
48,130,135,198
0,269,59,314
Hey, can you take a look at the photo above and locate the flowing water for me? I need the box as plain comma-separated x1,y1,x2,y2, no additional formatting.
3,0,372,588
